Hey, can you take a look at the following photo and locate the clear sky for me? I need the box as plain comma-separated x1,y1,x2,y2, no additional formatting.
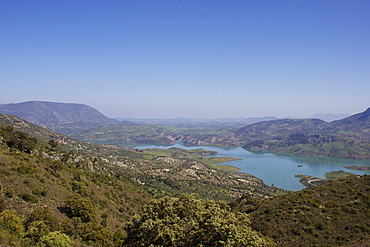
1,1,369,119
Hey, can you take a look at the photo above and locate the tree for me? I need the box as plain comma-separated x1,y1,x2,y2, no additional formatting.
24,221,50,244
25,207,61,233
0,209,24,235
0,210,24,246
1,127,38,153
64,194,96,223
124,194,274,247
48,139,58,150
37,231,71,247
77,222,113,247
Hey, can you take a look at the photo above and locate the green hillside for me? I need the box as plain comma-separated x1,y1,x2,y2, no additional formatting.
242,132,370,159
0,125,152,246
242,175,370,246
72,124,237,146
73,109,370,160
0,114,288,245
2,113,370,246
235,118,332,140
236,109,370,159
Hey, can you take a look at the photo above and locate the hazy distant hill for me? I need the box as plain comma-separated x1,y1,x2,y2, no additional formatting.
117,116,277,128
0,101,135,135
116,117,211,126
331,107,370,128
329,107,370,142
235,109,370,141
235,118,331,140
209,116,277,128
309,113,349,122
236,109,370,159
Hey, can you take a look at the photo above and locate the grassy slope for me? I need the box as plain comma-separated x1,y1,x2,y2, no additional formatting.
2,114,370,246
247,175,370,246
140,147,242,171
0,113,287,201
72,124,237,146
242,133,370,160
0,131,152,230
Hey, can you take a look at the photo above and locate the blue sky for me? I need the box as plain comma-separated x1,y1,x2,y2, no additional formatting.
1,1,369,118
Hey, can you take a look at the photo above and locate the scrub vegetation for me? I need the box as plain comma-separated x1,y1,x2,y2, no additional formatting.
0,113,369,246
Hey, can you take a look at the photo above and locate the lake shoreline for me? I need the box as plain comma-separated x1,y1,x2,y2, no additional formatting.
129,143,370,191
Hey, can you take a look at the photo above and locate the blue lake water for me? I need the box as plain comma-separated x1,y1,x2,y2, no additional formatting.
133,143,370,191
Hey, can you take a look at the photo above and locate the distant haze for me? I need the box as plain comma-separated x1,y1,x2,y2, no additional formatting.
309,113,350,122
1,1,369,118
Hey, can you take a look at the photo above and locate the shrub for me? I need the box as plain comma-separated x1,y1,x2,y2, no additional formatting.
32,187,47,196
0,210,24,235
38,231,71,247
5,188,14,198
64,194,96,223
0,168,12,176
77,222,113,247
16,164,35,174
71,181,89,196
25,207,61,232
124,194,273,246
20,193,39,203
24,220,50,244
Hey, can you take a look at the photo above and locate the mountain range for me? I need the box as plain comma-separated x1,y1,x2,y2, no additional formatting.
0,110,369,246
1,101,369,159
118,116,277,128
236,108,370,159
309,113,349,122
0,101,135,135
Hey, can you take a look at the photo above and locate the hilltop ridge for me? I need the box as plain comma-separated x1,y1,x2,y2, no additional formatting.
2,101,369,160
0,101,135,135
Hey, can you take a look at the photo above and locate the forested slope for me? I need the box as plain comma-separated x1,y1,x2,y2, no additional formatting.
0,114,286,246
245,175,370,246
0,125,152,246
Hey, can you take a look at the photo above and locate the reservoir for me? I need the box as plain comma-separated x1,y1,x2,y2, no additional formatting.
134,143,370,191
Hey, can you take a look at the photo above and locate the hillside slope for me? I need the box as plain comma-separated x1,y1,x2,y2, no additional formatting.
0,101,134,135
0,113,287,246
235,118,332,140
236,109,370,159
331,107,370,140
1,113,369,246
0,124,152,246
0,113,286,200
245,175,370,246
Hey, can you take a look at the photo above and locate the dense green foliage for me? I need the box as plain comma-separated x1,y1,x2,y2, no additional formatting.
125,194,274,247
0,125,38,153
0,126,152,246
245,175,370,246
